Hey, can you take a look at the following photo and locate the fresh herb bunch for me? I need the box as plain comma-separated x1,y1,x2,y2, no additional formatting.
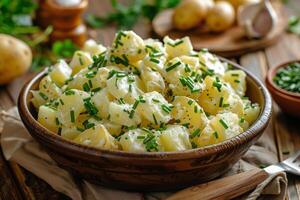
273,62,300,93
86,0,181,29
0,0,39,39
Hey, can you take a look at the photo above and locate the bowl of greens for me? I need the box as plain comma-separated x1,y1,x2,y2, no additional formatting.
266,61,300,117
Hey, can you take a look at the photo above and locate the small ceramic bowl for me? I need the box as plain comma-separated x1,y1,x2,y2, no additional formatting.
266,60,300,118
18,58,272,191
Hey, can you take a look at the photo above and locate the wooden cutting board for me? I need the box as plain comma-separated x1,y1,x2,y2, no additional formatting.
152,3,287,57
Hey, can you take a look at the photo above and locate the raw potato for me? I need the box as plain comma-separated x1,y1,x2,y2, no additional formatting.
173,0,208,30
206,1,235,32
0,34,32,84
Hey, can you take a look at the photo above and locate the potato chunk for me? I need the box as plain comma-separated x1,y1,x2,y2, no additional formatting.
69,51,93,75
224,70,247,97
164,36,193,59
73,124,118,150
38,105,58,133
160,125,192,151
49,59,72,86
171,96,208,132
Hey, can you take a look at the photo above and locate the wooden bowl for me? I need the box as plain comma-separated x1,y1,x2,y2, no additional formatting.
266,60,300,118
18,58,272,191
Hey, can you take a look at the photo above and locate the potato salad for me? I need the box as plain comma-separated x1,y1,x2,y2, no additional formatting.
31,31,260,152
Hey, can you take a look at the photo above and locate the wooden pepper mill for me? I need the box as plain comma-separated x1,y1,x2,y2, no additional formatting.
37,0,88,47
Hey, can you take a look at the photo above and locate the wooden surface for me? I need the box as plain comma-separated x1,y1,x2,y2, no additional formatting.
0,0,300,199
166,168,269,200
152,2,287,57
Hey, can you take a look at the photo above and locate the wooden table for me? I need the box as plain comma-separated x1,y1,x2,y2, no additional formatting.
1,0,300,199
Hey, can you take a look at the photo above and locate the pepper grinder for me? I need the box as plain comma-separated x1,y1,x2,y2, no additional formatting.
37,0,88,46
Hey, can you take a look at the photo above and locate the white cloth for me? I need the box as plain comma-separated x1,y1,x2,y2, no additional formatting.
0,108,287,200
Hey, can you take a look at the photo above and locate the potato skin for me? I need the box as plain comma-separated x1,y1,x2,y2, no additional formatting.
0,34,32,84
206,1,235,32
173,0,208,31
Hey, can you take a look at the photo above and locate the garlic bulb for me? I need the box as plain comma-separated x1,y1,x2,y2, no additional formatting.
238,0,278,39
55,0,81,7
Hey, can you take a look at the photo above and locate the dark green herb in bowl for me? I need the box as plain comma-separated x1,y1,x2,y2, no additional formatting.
273,62,300,93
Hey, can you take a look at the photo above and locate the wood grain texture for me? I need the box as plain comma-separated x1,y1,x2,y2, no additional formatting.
166,168,268,200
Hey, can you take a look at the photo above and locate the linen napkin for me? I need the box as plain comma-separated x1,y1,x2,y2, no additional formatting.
0,107,287,200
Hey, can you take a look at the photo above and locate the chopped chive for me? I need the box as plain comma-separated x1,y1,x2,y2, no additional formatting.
194,105,198,113
184,64,191,72
133,100,139,109
83,82,90,92
213,131,219,139
219,119,229,129
88,80,93,88
188,99,193,105
129,110,135,119
182,123,190,128
223,103,230,108
70,110,75,123
166,61,181,72
91,87,101,93
128,84,132,93
150,58,160,64
76,127,85,132
137,135,145,140
167,39,183,47
118,98,125,104
79,57,84,65
152,114,158,125
240,117,245,123
231,73,239,77
84,98,98,116
64,89,75,96
59,99,64,105
191,128,201,138
234,80,240,83
213,81,222,92
55,117,60,125
152,98,160,103
39,92,48,100
219,97,224,107
161,104,171,113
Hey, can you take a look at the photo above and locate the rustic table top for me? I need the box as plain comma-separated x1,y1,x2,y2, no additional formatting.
0,0,300,199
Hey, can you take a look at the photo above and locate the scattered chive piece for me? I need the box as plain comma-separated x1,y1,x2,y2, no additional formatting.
83,82,90,92
191,141,197,148
219,97,224,107
84,98,98,116
65,90,75,96
118,98,125,104
79,57,84,65
91,87,101,93
70,110,75,123
240,117,245,123
166,61,181,72
219,119,229,129
190,128,201,138
182,123,190,128
88,80,93,88
137,135,145,140
194,105,198,113
39,92,48,100
152,114,158,125
55,117,60,125
133,100,139,109
128,84,132,93
152,98,160,103
223,103,230,108
213,81,222,92
161,104,172,113
213,131,219,139
129,110,135,119
150,58,160,64
76,127,85,132
231,73,239,77
59,99,64,105
188,99,193,105
234,80,240,83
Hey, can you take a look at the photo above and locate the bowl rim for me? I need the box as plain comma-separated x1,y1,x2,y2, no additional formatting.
18,58,272,160
266,60,300,98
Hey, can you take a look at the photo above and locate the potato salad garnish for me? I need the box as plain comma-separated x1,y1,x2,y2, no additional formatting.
31,31,260,152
